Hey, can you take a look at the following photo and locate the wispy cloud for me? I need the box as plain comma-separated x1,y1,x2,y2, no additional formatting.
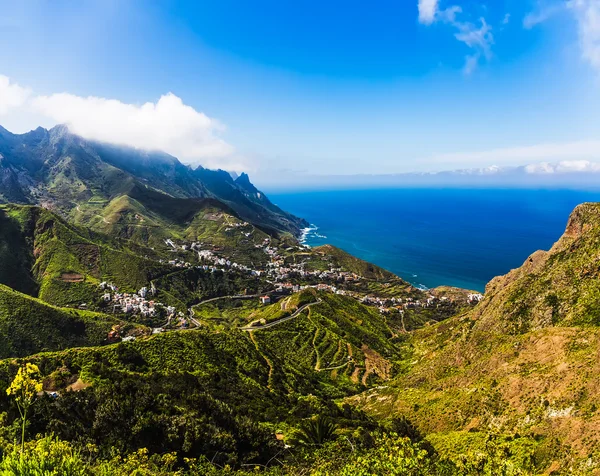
425,140,600,168
523,0,600,72
523,2,564,29
417,1,494,74
463,54,479,75
0,74,248,171
455,17,494,64
568,0,600,71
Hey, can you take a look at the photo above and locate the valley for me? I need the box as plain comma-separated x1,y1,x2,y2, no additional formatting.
0,125,598,474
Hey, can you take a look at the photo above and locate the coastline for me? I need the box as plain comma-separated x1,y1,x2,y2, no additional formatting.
299,224,327,245
270,188,598,293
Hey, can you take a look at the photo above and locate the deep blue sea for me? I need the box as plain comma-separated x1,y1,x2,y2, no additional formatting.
268,188,600,292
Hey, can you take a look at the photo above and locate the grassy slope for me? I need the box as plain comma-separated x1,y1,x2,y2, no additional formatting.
350,203,600,473
196,289,401,389
0,204,170,306
0,207,38,295
0,284,125,358
5,290,400,403
311,244,400,281
0,292,398,464
72,188,273,266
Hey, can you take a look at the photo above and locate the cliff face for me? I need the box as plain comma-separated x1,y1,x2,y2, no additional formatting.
474,203,600,333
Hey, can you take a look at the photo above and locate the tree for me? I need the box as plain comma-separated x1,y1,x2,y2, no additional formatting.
290,415,338,447
6,363,43,452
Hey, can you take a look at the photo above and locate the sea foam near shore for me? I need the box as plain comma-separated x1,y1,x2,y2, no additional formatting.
300,225,320,245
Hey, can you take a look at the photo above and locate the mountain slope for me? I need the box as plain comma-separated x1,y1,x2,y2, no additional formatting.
475,202,600,331
0,283,128,358
0,289,399,466
351,203,600,473
0,124,307,237
0,204,169,306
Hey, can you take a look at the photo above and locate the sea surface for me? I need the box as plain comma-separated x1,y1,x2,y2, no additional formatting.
268,188,600,292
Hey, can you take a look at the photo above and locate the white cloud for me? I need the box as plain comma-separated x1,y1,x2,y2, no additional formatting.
0,75,31,116
568,0,600,70
418,0,439,25
32,92,237,168
524,160,600,173
0,74,247,171
417,2,494,74
503,13,511,25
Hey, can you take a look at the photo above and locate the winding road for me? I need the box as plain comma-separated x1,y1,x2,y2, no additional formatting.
188,292,275,327
240,298,322,331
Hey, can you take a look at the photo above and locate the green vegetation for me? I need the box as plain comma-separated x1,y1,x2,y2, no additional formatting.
155,267,267,311
309,245,399,281
3,129,600,473
0,327,379,469
0,284,129,358
0,204,170,307
348,204,600,474
0,432,539,475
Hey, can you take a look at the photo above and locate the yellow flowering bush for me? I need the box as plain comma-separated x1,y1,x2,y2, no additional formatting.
6,363,43,452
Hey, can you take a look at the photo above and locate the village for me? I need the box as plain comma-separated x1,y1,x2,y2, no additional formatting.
98,281,187,328
96,230,483,340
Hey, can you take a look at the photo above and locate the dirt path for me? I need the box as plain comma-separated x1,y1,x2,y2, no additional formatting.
312,328,322,370
248,332,274,391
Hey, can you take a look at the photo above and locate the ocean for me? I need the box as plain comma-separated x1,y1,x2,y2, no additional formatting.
268,188,600,292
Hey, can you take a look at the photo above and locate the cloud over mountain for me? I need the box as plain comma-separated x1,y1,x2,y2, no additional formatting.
0,74,246,171
32,92,235,165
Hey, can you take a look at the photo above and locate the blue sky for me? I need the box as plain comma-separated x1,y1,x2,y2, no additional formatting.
0,0,599,185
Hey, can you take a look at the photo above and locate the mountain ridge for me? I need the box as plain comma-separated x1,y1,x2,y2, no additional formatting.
0,124,308,237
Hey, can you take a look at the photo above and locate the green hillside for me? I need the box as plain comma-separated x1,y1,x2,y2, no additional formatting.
472,202,600,330
70,184,276,265
310,244,400,281
0,284,129,358
0,290,400,467
0,125,308,237
349,203,600,474
0,204,170,306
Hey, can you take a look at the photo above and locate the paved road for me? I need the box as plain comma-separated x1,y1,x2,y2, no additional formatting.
241,299,322,331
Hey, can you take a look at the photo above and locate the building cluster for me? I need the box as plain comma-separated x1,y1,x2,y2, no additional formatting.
99,282,176,318
224,221,253,237
467,293,484,303
114,235,486,323
361,293,471,314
